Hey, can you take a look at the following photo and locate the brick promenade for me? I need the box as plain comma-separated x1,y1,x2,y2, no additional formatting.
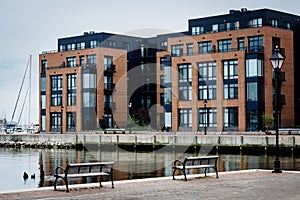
0,170,299,200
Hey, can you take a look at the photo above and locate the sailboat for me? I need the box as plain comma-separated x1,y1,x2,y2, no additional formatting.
4,55,38,134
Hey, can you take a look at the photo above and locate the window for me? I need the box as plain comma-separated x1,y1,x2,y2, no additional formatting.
51,75,62,91
192,26,204,35
198,62,216,81
246,59,263,77
82,74,96,89
179,109,192,128
223,60,238,80
171,44,183,56
199,108,217,128
107,40,116,47
212,24,218,32
248,36,263,53
67,74,76,106
41,95,46,109
104,95,112,109
226,21,240,31
50,112,61,129
41,60,47,75
224,83,238,99
41,77,46,92
224,60,238,99
123,42,130,51
104,56,113,70
238,38,245,50
224,107,238,128
90,40,98,48
41,115,46,132
104,114,113,128
104,76,113,90
67,112,76,129
83,92,96,107
59,45,66,52
249,18,262,27
87,54,96,67
67,43,75,51
51,93,62,106
77,42,85,50
199,85,216,100
218,39,232,52
198,42,212,54
284,22,291,29
247,82,258,101
67,57,76,67
179,85,192,101
79,56,85,66
269,19,278,28
160,41,167,47
187,43,193,56
178,64,192,82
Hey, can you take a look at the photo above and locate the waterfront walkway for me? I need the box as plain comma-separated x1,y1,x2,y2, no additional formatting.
0,170,299,200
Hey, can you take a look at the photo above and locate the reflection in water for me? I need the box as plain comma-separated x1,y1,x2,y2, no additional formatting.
0,147,299,191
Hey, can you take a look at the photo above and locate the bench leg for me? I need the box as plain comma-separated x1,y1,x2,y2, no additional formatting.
54,177,58,191
183,170,187,181
215,167,219,178
172,168,177,180
204,168,207,177
65,178,69,192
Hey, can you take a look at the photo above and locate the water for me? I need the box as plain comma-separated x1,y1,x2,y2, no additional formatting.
0,147,299,192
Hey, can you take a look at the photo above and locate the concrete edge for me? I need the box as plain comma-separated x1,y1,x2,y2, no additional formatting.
0,169,299,194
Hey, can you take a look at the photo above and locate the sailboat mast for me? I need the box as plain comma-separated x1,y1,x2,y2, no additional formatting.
28,55,32,127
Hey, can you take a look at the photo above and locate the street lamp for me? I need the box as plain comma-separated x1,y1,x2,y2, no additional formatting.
60,105,64,134
204,99,207,135
269,47,285,173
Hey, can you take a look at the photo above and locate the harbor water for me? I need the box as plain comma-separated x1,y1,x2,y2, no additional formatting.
0,147,299,192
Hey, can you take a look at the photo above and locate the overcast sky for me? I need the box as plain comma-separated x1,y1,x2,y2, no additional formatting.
0,0,299,125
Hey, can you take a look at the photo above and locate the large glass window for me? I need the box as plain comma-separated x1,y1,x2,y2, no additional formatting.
171,45,183,57
67,43,76,51
269,19,278,28
198,42,212,54
104,56,113,70
199,61,216,81
50,112,61,129
224,60,238,99
77,42,85,50
247,82,258,101
224,107,238,128
178,64,192,82
199,108,217,128
83,74,96,89
187,44,193,56
238,38,245,50
87,54,96,67
179,85,192,101
67,57,76,67
249,18,262,27
224,60,238,80
59,45,66,52
51,75,63,91
51,93,62,106
79,56,85,66
41,77,46,92
192,26,204,35
67,74,76,106
218,39,232,52
246,59,263,77
41,60,47,75
90,40,98,48
248,36,263,53
67,112,76,129
179,109,192,128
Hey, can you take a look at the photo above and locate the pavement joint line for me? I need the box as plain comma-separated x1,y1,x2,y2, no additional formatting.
0,169,299,194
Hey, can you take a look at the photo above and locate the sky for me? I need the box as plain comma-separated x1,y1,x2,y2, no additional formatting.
0,0,299,125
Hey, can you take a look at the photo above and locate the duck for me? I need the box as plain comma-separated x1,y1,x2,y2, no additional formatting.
23,172,28,180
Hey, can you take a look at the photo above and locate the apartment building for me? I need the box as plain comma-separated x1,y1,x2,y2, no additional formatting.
39,8,300,133
157,8,300,132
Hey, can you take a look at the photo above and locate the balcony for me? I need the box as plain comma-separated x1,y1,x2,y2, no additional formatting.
104,83,115,93
104,64,116,74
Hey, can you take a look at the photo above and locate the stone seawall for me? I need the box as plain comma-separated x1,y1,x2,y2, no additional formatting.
0,133,299,151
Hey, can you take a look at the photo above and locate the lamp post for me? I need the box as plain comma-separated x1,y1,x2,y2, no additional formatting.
204,99,207,135
269,47,285,173
60,105,64,134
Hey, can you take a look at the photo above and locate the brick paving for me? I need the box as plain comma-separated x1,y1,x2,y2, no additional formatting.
0,170,299,200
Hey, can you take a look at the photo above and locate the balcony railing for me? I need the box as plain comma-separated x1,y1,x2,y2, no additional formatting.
104,64,116,73
104,83,115,91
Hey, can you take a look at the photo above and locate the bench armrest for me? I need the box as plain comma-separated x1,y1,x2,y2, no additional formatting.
55,166,66,175
173,159,184,167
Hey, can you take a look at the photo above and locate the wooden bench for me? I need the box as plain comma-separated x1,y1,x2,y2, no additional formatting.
173,156,219,181
104,128,125,134
54,162,114,192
